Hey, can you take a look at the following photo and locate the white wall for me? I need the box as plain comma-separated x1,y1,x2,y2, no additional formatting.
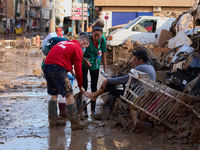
99,11,112,32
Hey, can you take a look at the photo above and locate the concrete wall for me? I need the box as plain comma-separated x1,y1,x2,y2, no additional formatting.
95,0,194,7
101,6,189,15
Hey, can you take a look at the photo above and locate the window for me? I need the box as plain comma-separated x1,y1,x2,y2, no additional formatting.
25,0,28,6
132,19,157,33
25,7,28,18
122,17,141,29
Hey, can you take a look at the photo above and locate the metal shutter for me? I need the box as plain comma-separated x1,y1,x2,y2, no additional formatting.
112,12,137,26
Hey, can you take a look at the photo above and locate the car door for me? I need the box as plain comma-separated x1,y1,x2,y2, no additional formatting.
129,19,158,44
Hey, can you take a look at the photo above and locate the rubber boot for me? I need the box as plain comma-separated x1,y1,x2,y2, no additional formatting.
58,103,67,118
91,101,96,114
91,94,116,120
66,102,90,130
48,101,66,127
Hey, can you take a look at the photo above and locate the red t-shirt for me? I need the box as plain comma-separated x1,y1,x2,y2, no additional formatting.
45,40,83,88
56,27,62,32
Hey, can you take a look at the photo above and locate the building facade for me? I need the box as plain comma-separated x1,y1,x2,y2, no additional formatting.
2,0,50,33
0,0,7,32
94,0,194,31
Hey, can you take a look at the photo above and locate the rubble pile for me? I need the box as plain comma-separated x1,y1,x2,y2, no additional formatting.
104,0,200,143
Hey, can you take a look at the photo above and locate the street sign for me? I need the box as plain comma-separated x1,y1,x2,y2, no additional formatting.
71,12,88,15
104,15,109,20
71,3,88,7
71,7,88,11
70,16,87,20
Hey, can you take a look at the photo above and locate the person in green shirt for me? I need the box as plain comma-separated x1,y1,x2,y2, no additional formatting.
82,19,107,116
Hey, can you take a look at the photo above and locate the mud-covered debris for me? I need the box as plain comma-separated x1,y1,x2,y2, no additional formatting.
0,56,5,62
121,73,200,142
0,86,5,92
33,69,41,76
42,82,47,85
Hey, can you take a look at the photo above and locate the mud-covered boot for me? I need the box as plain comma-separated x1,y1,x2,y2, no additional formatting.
90,107,110,120
91,94,116,120
58,103,67,118
91,101,96,114
48,101,66,127
66,102,90,130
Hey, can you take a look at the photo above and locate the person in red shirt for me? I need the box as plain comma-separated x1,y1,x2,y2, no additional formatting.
56,26,63,37
43,35,90,130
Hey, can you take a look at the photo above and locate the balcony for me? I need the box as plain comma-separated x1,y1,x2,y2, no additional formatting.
29,11,40,18
29,2,41,8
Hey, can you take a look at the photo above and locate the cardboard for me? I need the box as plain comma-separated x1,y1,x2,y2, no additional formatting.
153,47,171,58
158,29,173,46
168,30,192,48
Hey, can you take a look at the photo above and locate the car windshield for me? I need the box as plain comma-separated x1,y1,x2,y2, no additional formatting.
122,17,141,29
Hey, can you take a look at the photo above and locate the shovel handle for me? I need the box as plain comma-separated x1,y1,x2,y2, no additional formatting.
82,100,92,109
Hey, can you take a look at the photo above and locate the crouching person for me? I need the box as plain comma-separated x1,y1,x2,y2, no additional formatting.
84,50,156,120
43,35,90,130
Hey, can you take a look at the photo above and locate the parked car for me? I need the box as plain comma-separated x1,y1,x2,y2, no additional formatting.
106,16,177,47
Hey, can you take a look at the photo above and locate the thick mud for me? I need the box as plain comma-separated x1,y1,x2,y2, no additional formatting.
0,48,199,150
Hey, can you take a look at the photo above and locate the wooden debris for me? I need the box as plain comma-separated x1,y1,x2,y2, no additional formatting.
120,73,200,138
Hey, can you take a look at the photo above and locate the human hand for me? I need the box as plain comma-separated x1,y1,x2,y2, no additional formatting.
130,58,134,63
79,87,85,93
85,60,92,68
104,68,107,74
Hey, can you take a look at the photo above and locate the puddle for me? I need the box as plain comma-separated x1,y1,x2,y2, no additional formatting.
0,46,199,150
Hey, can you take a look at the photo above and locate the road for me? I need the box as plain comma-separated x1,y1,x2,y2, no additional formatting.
0,47,198,149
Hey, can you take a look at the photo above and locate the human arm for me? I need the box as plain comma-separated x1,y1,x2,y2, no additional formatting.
70,69,76,77
102,52,107,73
107,74,130,85
74,47,83,88
79,87,85,93
83,57,92,68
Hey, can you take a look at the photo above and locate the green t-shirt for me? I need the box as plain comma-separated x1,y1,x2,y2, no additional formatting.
82,35,107,70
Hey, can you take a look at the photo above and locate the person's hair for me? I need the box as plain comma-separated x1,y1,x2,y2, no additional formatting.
78,34,90,44
132,50,148,62
92,19,104,33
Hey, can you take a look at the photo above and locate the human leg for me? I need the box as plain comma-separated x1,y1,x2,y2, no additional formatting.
91,88,124,120
51,68,90,130
84,80,116,101
43,64,67,127
65,94,90,130
89,69,99,114
57,95,67,118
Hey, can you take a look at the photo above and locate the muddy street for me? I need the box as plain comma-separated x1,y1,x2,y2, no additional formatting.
0,48,199,150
